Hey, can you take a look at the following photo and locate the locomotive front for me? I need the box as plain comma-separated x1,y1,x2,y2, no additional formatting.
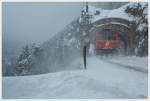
95,29,120,54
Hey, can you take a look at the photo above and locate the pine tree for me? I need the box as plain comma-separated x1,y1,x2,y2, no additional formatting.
15,45,33,76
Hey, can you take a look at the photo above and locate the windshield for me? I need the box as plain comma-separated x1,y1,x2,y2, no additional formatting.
96,31,117,40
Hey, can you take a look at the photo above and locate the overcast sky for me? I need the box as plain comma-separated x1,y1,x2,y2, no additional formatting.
3,2,82,45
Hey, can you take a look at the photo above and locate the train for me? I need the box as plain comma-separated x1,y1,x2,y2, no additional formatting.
95,29,121,54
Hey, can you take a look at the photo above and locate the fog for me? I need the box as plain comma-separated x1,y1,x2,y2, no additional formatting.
2,2,83,56
3,2,82,44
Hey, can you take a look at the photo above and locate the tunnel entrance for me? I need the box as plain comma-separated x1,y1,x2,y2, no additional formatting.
90,27,128,55
89,18,134,55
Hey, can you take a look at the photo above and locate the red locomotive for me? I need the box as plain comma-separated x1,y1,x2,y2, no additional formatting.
95,29,120,54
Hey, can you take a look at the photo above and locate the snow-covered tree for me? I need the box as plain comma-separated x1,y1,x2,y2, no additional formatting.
31,43,43,57
15,45,33,76
125,3,148,56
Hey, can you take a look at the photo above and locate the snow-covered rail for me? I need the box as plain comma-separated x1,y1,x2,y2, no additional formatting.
105,61,148,74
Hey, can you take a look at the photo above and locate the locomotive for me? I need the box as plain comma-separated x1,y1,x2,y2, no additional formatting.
95,29,120,54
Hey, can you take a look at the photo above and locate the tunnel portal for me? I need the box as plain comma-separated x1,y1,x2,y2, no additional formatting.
89,18,135,55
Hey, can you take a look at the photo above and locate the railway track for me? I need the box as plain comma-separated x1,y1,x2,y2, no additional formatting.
106,61,148,74
97,56,148,74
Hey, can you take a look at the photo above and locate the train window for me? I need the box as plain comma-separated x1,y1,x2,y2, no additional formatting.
96,31,117,40
107,33,117,40
107,34,113,40
96,32,107,40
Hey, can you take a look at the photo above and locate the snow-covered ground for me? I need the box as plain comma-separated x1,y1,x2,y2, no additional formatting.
2,56,148,99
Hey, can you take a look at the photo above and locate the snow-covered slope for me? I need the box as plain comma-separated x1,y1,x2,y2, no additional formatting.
3,56,147,99
26,2,148,75
29,19,81,74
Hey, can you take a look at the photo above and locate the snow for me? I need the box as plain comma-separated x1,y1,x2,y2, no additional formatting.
103,56,148,73
137,23,147,32
3,56,147,99
86,3,134,23
106,56,148,72
68,37,76,44
3,2,148,98
89,43,95,55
